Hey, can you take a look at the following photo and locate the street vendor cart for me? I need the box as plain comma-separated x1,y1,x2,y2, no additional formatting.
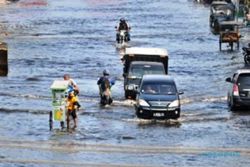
49,80,69,130
219,21,241,51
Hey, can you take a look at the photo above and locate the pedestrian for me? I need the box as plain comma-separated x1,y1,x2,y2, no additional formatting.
66,91,81,129
63,74,80,95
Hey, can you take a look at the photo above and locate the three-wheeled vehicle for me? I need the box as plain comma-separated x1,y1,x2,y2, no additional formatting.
49,80,69,130
209,1,236,34
219,21,241,51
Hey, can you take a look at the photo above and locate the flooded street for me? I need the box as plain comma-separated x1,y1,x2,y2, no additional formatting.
0,0,250,166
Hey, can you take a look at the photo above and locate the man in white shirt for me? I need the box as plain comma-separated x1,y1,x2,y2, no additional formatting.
63,74,80,95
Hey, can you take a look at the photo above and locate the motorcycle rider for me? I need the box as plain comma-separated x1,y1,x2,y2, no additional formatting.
243,43,250,64
116,18,131,43
243,43,250,52
97,70,115,105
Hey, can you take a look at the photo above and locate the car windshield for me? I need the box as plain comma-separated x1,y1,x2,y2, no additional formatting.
212,5,232,16
129,64,165,78
141,82,177,95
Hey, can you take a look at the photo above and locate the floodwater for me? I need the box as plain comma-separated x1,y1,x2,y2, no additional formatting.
0,0,250,166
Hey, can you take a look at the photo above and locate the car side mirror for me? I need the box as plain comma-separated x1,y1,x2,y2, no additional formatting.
178,91,184,95
225,77,232,83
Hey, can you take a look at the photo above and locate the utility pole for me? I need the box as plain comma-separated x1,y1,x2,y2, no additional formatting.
0,42,8,76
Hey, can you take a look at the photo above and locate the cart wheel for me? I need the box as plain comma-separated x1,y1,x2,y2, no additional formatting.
49,111,53,131
60,121,65,129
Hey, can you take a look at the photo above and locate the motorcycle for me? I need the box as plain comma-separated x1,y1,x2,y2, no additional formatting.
119,30,128,44
116,28,130,45
243,43,250,64
100,89,113,106
98,78,115,106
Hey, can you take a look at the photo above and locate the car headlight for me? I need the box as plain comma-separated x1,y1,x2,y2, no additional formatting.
139,99,150,107
168,100,179,108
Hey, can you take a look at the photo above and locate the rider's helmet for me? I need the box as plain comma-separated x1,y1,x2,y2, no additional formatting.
120,18,125,23
103,69,109,76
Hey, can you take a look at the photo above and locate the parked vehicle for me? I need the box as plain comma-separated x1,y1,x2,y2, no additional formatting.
226,69,250,111
122,47,168,99
242,43,250,64
135,75,183,120
209,1,235,34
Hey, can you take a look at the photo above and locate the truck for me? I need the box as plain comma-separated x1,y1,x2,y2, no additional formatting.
122,47,168,99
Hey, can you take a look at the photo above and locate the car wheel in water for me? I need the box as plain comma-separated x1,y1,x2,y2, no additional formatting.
229,99,236,111
227,95,231,106
125,91,129,99
230,105,236,111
